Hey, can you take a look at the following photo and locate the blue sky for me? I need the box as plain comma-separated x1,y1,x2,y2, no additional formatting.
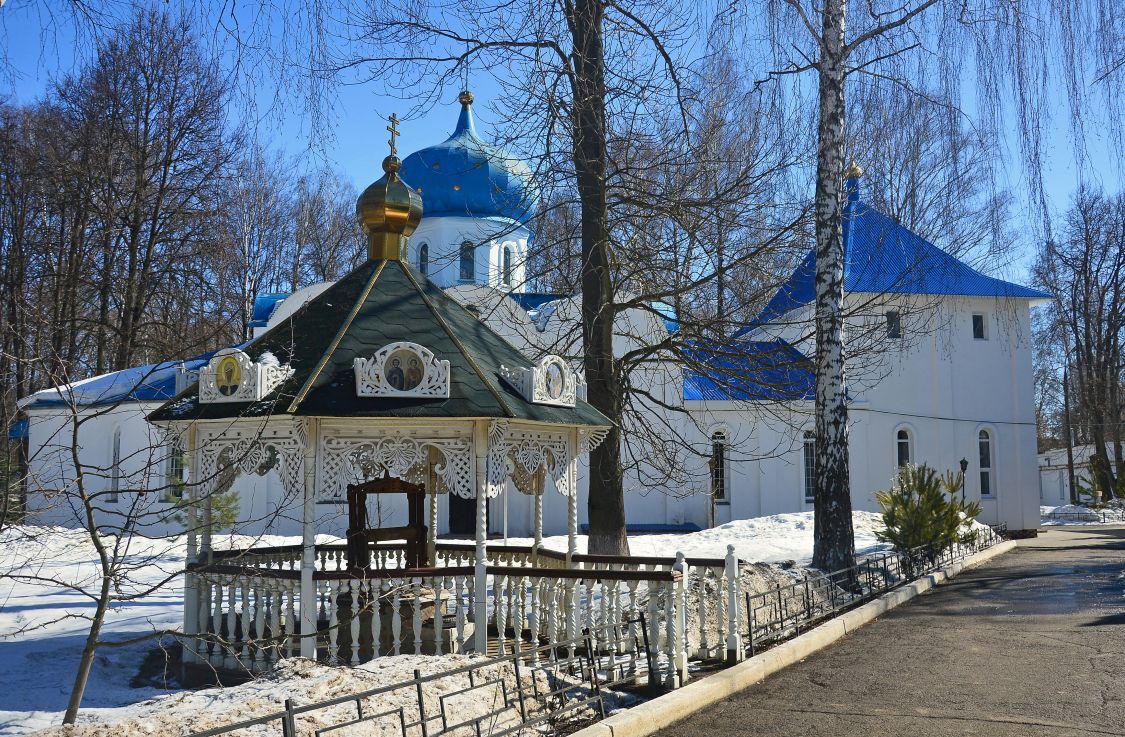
2,2,1119,285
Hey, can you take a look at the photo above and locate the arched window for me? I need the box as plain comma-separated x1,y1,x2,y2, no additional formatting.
459,241,475,282
108,426,121,503
163,439,185,502
978,429,993,497
802,430,816,504
710,431,728,503
502,245,513,286
896,428,912,467
417,242,429,276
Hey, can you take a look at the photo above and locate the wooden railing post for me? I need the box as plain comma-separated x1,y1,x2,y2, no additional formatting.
724,545,743,664
672,551,689,686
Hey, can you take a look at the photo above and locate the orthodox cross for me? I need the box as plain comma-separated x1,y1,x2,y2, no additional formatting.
387,113,401,157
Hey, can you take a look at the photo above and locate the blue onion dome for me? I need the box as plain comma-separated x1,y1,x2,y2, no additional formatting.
399,90,537,224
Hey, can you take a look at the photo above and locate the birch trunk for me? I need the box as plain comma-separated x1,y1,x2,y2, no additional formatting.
811,0,856,573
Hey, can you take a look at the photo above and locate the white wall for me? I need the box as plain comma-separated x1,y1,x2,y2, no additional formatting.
408,216,530,291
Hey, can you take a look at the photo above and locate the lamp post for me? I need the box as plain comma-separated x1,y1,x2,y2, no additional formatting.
959,457,969,503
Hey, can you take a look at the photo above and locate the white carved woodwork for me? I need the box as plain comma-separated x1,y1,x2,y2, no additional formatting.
315,424,474,501
353,342,450,398
198,348,294,403
195,420,306,501
499,354,577,407
486,419,574,497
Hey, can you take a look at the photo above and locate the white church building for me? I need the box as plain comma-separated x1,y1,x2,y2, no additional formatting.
17,92,1050,540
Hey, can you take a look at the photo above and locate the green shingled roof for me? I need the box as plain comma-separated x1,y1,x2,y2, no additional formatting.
148,259,610,426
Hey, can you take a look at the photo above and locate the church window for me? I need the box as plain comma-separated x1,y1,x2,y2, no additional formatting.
896,428,912,467
162,439,185,502
802,430,816,504
417,242,429,276
979,429,994,496
886,310,901,339
710,431,728,503
459,241,475,282
108,426,121,503
972,313,987,340
502,245,513,286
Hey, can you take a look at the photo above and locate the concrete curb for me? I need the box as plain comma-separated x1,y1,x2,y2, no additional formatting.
574,539,1018,737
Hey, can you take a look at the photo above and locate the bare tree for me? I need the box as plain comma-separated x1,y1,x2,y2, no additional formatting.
1034,187,1125,498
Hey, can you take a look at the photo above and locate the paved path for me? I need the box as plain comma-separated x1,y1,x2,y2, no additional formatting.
658,526,1125,737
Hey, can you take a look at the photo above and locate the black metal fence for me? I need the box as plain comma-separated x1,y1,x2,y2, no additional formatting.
744,524,1007,654
188,618,656,737
1041,508,1124,524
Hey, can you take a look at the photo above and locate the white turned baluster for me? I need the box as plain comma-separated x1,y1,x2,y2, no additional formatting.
716,571,726,658
454,576,466,652
528,578,540,663
391,581,403,656
664,579,676,688
412,577,423,654
566,579,579,660
626,580,639,672
371,580,383,658
647,581,661,653
253,579,266,670
327,580,340,664
698,571,710,659
495,574,508,655
349,580,362,665
223,580,237,669
584,580,595,646
546,580,559,648
199,578,213,664
210,580,225,670
286,580,298,658
267,584,281,664
239,579,251,665
433,577,445,656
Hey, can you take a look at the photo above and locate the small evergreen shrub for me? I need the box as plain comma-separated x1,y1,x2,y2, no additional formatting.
875,464,982,556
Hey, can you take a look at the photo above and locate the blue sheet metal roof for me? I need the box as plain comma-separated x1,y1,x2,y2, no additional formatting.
18,353,214,410
399,94,537,224
8,418,28,440
507,292,565,312
247,293,291,329
683,339,816,401
739,180,1051,333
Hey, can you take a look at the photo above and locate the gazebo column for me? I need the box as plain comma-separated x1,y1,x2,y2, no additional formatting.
182,425,200,664
532,490,543,564
472,421,489,653
427,488,438,566
299,419,318,659
566,427,579,566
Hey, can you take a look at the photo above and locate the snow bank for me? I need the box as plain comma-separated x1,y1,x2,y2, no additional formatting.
478,510,892,563
1040,504,1125,525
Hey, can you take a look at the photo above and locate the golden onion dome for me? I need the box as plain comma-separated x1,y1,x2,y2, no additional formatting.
356,147,423,261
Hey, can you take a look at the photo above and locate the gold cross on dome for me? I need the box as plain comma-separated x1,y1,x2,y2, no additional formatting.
387,113,401,157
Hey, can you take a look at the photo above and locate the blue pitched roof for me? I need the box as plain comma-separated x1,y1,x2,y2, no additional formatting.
18,353,214,410
683,339,816,401
8,418,28,440
247,293,290,329
507,292,564,312
740,181,1051,333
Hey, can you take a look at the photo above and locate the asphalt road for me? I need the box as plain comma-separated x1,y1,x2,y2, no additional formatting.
657,526,1125,737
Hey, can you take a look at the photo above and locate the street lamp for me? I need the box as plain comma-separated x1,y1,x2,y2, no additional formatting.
959,457,969,503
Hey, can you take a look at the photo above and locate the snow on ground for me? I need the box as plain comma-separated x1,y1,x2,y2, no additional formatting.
0,511,888,736
1040,504,1125,525
482,510,891,563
